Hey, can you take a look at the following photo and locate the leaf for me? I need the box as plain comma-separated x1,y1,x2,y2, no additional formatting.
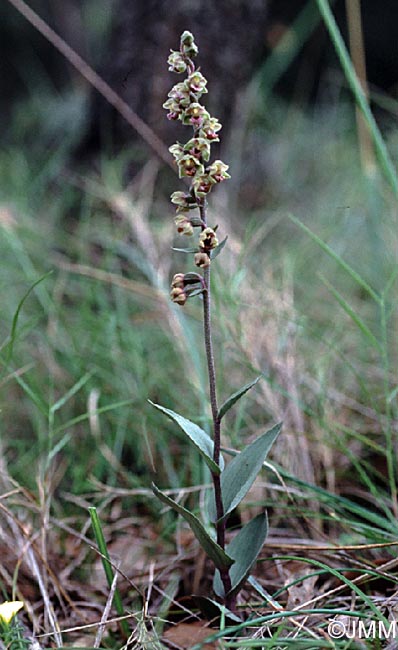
208,422,281,522
152,484,233,570
187,287,205,298
210,236,228,260
183,272,203,283
213,513,268,597
3,271,53,364
218,376,261,420
149,401,224,474
172,247,198,254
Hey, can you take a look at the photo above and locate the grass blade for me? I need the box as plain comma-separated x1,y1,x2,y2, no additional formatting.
88,507,130,638
315,0,398,197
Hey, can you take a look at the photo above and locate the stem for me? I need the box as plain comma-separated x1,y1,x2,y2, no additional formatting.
200,203,234,605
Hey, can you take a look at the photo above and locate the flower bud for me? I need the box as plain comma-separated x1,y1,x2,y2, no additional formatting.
170,287,187,305
171,273,186,289
194,252,211,268
169,143,184,161
167,50,187,73
180,31,195,46
174,214,194,236
180,31,198,58
199,227,218,251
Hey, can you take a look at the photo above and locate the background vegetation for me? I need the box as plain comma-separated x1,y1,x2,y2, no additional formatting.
1,1,398,647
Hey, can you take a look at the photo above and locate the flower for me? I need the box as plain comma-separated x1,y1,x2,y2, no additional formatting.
162,97,183,121
0,601,24,625
194,252,211,268
170,191,197,210
168,50,187,73
177,154,204,179
184,137,211,162
199,228,218,251
185,71,208,95
207,160,231,183
174,214,194,236
167,82,191,107
181,103,209,128
193,173,215,197
169,143,184,161
200,116,222,141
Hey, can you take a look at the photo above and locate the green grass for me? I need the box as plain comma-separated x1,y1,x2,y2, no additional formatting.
2,2,398,646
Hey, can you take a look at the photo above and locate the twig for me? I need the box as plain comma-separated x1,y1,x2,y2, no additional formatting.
5,0,172,168
94,571,119,648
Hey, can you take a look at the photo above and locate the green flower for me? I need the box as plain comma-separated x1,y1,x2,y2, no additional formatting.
167,50,187,73
185,71,208,95
169,143,184,161
199,116,222,141
192,173,215,197
181,103,209,128
170,191,198,210
177,154,204,178
163,97,182,121
207,160,231,183
167,82,191,107
184,137,211,162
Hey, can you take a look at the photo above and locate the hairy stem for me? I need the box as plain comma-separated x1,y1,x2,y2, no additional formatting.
200,204,233,603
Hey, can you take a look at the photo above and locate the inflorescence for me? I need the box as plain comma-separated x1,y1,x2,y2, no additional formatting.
163,31,230,306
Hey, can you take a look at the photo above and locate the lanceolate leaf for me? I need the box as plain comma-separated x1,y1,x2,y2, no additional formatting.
213,513,268,597
149,401,224,474
172,247,198,254
210,236,228,260
152,483,234,570
208,422,281,522
218,376,261,420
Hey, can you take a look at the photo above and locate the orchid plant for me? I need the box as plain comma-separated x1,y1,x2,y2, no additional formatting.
150,31,281,612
